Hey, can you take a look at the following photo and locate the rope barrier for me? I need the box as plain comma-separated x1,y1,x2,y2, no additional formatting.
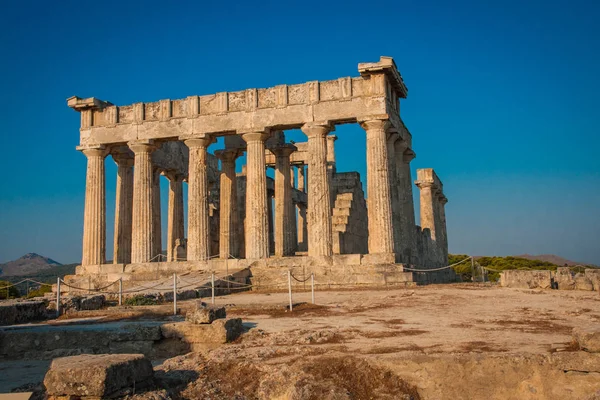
402,256,473,272
290,272,312,283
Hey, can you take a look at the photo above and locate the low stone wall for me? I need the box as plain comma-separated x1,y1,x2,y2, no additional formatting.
0,300,47,326
500,268,599,291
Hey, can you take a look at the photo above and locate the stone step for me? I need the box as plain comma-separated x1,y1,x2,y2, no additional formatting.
332,207,351,216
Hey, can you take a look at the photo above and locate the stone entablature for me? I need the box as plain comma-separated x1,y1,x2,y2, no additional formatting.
68,56,407,145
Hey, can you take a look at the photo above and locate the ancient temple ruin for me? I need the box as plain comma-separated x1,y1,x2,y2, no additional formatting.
67,56,453,287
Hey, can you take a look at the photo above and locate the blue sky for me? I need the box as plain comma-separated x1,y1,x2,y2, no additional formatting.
0,0,599,265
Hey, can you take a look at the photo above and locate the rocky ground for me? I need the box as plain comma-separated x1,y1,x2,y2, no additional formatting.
7,283,600,399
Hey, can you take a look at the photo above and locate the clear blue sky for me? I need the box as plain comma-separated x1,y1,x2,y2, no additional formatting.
1,0,599,265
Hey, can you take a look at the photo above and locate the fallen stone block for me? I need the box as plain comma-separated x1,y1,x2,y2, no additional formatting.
79,294,105,310
574,273,594,291
585,269,600,291
555,267,575,290
186,301,226,324
499,270,552,289
43,354,153,398
0,300,47,326
573,327,600,353
161,318,243,346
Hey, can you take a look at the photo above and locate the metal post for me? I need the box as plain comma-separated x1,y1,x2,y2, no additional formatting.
288,270,293,311
118,278,123,306
211,273,215,305
173,273,177,315
56,278,61,318
311,273,315,304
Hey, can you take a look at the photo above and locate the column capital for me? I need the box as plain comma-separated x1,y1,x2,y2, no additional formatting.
301,122,334,138
359,119,391,132
111,146,134,166
403,148,416,163
182,134,214,148
415,180,435,190
77,144,108,158
240,130,271,143
163,170,184,182
269,143,297,157
128,139,156,154
214,148,241,163
439,195,448,205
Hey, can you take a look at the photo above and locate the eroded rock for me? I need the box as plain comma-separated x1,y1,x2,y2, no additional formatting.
185,301,226,324
573,327,600,353
161,318,243,346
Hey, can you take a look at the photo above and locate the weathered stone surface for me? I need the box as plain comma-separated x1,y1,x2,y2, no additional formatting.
585,269,600,291
555,267,575,290
185,301,226,324
79,295,106,310
574,273,594,291
573,327,600,352
499,270,553,289
43,354,153,397
0,301,47,326
161,318,242,345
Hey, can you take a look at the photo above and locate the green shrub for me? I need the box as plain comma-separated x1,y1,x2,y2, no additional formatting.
0,280,21,299
124,295,158,306
27,285,53,298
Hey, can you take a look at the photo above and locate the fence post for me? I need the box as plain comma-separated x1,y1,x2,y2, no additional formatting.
173,273,177,316
288,270,293,311
211,273,215,305
118,278,123,306
311,273,315,304
56,278,61,318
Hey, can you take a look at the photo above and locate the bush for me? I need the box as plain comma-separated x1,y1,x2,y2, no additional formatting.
0,280,21,299
27,285,53,298
124,295,158,306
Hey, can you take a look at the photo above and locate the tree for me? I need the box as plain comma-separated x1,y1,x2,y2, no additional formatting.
0,280,21,299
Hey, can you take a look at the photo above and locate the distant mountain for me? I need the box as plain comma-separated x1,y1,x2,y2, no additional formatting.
0,253,62,276
514,254,597,267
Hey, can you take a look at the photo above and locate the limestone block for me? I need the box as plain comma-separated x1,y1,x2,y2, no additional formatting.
555,267,575,290
585,269,600,291
573,327,600,353
332,254,362,266
361,253,396,265
574,273,594,291
0,301,47,326
79,295,106,311
161,318,243,345
43,354,153,398
499,270,552,289
185,301,226,324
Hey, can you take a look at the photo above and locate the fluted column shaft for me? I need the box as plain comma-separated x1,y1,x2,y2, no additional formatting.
166,173,184,262
129,141,156,263
297,203,308,252
400,149,417,262
185,137,212,261
272,145,297,256
242,132,270,259
112,152,133,264
297,165,306,192
80,146,107,266
302,123,333,257
152,168,162,261
439,196,449,264
361,120,395,254
417,182,436,239
215,150,240,259
387,132,402,259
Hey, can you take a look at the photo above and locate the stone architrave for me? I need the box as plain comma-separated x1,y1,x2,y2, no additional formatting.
360,119,395,255
215,149,241,259
78,145,108,266
152,168,162,261
241,131,271,259
301,123,333,257
128,140,156,264
111,148,134,264
165,172,185,262
184,136,212,262
271,144,298,256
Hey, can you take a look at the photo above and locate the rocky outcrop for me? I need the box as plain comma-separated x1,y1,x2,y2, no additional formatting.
43,354,153,398
185,301,226,324
573,327,600,353
161,318,243,348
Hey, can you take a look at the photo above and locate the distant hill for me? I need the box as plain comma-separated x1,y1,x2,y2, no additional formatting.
514,254,597,267
0,253,62,276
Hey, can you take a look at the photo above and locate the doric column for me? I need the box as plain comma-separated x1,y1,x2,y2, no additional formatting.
152,168,162,261
112,149,134,264
165,172,184,262
129,140,156,263
326,135,337,206
267,190,275,254
399,146,417,262
271,144,297,256
241,131,270,259
297,202,308,252
184,136,212,261
301,123,333,257
416,182,437,240
290,166,296,188
297,164,306,192
438,195,449,264
360,119,395,254
386,131,402,259
78,145,107,266
215,149,240,259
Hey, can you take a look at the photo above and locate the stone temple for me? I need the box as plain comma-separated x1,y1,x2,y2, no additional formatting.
66,56,454,289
